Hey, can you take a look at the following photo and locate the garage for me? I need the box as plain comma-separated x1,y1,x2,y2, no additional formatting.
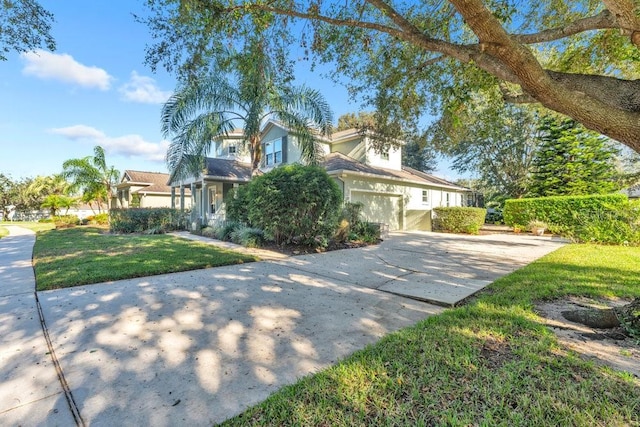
351,191,403,230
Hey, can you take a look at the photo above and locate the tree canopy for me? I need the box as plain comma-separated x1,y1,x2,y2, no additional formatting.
432,96,541,200
141,0,640,153
0,0,55,61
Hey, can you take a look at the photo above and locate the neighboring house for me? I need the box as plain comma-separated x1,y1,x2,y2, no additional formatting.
115,170,192,209
169,121,470,231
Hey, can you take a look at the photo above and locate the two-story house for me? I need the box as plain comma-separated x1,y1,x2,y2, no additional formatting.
169,121,470,231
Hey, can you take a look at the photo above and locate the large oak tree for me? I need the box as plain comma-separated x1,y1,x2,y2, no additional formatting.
141,0,640,153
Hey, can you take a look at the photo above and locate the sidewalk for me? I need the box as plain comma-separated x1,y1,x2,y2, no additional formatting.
0,226,77,426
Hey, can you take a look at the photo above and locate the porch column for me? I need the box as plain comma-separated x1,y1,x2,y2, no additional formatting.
202,182,209,223
190,183,196,217
179,186,185,212
170,187,175,209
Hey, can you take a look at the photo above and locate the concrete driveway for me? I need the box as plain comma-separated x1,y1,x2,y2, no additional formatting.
2,228,564,426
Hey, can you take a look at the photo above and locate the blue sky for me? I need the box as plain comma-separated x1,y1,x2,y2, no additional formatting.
0,1,454,181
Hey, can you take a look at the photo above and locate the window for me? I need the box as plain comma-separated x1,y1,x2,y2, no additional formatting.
380,148,389,161
421,190,429,204
446,193,450,207
265,138,283,166
228,144,237,155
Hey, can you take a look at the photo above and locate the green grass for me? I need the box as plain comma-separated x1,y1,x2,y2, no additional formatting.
0,226,8,238
222,244,640,426
33,226,258,290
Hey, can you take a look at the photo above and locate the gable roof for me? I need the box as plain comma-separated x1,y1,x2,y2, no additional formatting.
120,170,172,194
323,152,468,191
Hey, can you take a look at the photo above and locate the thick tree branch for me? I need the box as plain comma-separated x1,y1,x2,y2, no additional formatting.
450,0,640,151
512,10,619,44
602,0,640,47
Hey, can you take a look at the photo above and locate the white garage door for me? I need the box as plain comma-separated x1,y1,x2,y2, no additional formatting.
351,192,402,230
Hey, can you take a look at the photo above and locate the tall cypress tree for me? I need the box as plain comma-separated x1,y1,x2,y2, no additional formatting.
527,117,620,197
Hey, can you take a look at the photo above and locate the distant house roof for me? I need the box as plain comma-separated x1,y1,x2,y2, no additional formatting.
323,152,468,191
119,170,173,194
203,158,253,182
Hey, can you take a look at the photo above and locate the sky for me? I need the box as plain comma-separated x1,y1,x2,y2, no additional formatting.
0,1,454,181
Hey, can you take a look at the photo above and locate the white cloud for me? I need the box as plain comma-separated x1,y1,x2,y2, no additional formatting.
119,71,172,104
21,49,112,90
49,125,168,162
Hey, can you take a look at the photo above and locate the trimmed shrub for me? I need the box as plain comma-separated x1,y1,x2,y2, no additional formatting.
432,207,487,234
109,208,188,234
86,213,109,225
504,194,639,245
503,193,630,233
245,165,342,247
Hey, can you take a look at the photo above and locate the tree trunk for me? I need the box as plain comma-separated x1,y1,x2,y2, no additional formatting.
561,297,640,340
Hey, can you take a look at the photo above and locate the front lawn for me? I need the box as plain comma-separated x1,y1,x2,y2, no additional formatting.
33,226,258,290
222,244,640,426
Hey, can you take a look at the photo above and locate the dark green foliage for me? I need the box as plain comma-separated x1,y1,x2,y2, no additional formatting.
214,221,242,241
504,194,639,245
432,207,486,234
225,185,251,224
336,202,381,243
109,208,188,234
485,209,504,224
230,225,265,248
528,117,621,197
402,140,437,173
228,165,342,247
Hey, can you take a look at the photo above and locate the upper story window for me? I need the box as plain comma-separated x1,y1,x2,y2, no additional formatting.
265,138,283,166
422,190,429,204
380,148,390,161
228,144,237,155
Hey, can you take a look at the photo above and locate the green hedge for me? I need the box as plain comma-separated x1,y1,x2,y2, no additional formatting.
433,207,487,234
503,194,640,245
503,194,628,232
109,208,188,234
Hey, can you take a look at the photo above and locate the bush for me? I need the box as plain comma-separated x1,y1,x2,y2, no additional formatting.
230,225,265,248
214,221,242,241
432,207,487,234
243,165,342,247
86,213,109,225
503,194,628,234
225,185,251,224
52,215,80,229
503,194,640,244
334,202,381,243
485,208,503,224
109,208,188,234
200,226,217,238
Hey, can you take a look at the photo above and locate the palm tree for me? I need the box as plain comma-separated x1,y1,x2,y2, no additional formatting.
161,40,333,179
62,146,120,212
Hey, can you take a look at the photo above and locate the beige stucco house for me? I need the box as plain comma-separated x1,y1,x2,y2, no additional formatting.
115,170,191,209
169,122,470,231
